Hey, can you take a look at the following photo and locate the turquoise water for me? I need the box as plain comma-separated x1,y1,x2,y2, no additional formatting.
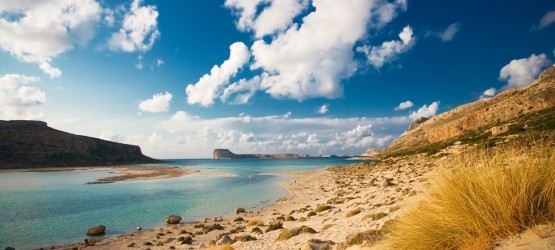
0,158,361,249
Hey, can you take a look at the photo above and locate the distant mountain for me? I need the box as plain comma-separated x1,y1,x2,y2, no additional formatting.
212,149,305,159
0,120,160,169
384,65,555,156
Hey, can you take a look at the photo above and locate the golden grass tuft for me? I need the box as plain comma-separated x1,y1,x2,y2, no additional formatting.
245,218,264,227
276,226,317,241
202,245,234,250
388,141,555,249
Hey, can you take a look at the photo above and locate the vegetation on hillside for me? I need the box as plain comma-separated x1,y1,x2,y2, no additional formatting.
386,140,555,249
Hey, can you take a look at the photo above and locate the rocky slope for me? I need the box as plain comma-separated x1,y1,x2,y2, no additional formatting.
0,120,159,169
385,65,555,155
212,149,304,159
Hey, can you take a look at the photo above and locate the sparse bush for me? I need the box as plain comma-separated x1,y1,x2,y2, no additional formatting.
276,226,317,241
315,205,333,213
245,218,264,227
388,142,555,249
346,208,362,218
307,211,317,217
265,222,283,232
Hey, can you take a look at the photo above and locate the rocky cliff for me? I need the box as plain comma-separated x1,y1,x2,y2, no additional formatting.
0,120,159,169
385,65,555,155
212,149,304,159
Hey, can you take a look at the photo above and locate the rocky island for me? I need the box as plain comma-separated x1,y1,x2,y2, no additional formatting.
212,149,305,159
0,120,160,169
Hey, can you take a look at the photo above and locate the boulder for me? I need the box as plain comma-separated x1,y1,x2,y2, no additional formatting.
212,216,223,222
5,247,16,250
165,215,182,224
216,235,232,245
382,178,393,188
235,207,246,214
84,238,97,246
409,117,429,131
86,225,106,235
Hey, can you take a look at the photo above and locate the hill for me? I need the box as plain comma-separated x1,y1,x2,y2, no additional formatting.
0,120,160,169
212,149,304,159
383,65,555,157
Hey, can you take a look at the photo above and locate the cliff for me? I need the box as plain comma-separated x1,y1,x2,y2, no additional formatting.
0,120,160,169
212,149,304,159
385,65,555,155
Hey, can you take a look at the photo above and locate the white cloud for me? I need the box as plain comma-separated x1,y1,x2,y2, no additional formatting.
186,42,251,107
499,53,552,88
480,87,496,100
138,91,172,113
437,23,461,42
108,0,160,53
251,0,408,101
537,10,555,30
156,59,164,67
0,74,46,120
0,0,102,78
220,76,261,105
394,100,413,110
170,111,199,122
357,25,414,69
408,101,440,121
225,0,309,38
100,130,125,142
317,104,329,114
104,8,115,27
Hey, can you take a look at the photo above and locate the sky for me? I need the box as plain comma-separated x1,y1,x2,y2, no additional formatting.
0,0,554,159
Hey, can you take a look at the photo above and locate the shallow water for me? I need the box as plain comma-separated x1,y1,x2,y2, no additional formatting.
0,158,362,249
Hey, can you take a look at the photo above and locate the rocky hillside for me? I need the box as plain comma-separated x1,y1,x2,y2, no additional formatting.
212,149,304,159
384,65,555,156
0,120,159,169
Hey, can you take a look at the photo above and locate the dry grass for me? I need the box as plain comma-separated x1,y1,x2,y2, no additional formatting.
202,245,234,250
245,218,264,227
387,142,555,249
276,226,317,241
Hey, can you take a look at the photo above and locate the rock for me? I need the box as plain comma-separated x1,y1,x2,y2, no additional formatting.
212,216,223,222
136,226,142,231
216,235,232,245
300,242,314,250
165,215,182,224
235,207,246,214
409,117,429,131
86,225,106,235
382,178,393,188
251,227,263,234
5,247,16,250
84,238,97,246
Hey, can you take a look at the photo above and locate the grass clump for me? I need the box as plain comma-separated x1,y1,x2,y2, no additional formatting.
276,226,317,241
245,218,264,227
307,211,317,217
362,212,387,221
345,230,385,246
265,222,283,232
315,205,333,213
388,142,555,249
346,207,362,218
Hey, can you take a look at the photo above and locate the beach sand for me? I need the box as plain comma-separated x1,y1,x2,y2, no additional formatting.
48,154,437,250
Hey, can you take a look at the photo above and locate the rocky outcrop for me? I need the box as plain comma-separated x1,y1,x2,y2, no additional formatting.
409,117,429,131
386,65,555,154
212,149,304,159
0,120,159,169
165,215,182,224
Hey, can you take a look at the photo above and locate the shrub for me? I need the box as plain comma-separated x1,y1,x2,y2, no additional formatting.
346,208,362,218
245,218,264,227
276,226,317,241
345,230,385,246
265,222,283,232
388,142,555,249
315,205,333,213
307,211,317,217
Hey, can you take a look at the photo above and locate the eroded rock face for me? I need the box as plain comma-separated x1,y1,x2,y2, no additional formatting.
409,117,429,131
386,65,555,154
0,120,159,169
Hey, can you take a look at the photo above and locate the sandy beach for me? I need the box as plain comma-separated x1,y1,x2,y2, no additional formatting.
45,154,436,250
0,166,200,184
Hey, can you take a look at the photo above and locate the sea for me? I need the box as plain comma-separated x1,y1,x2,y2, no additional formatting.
0,158,364,249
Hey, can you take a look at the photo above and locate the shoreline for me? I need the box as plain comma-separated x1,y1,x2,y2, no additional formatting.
0,166,201,184
44,156,435,250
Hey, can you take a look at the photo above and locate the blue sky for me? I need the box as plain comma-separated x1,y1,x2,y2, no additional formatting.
0,0,554,158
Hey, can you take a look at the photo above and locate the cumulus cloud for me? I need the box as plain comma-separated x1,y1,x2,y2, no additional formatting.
408,101,440,121
108,0,160,53
220,76,261,105
0,74,46,120
357,25,414,69
0,0,102,78
317,104,329,114
499,53,552,88
480,87,496,100
186,42,251,107
170,111,199,122
394,100,413,110
138,91,172,113
225,0,309,38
